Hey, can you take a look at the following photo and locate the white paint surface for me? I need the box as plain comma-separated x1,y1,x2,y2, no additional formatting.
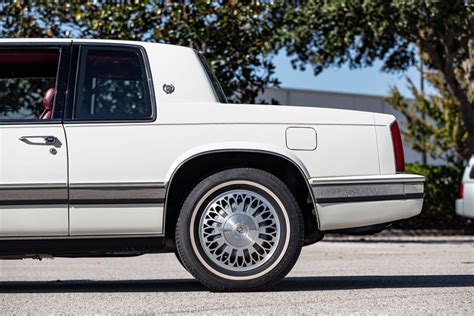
318,199,423,231
69,204,163,235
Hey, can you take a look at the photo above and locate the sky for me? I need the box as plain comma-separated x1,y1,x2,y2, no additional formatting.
272,49,431,98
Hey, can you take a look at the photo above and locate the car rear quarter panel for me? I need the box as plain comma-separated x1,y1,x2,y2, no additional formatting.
158,123,380,181
151,103,385,182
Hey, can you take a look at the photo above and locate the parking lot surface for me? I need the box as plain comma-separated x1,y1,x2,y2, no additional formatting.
1,236,473,315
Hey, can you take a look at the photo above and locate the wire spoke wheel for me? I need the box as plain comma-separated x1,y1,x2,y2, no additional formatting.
198,189,281,272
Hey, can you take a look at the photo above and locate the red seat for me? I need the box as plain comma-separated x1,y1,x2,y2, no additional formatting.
40,87,55,120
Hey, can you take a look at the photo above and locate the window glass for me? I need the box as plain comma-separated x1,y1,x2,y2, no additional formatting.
470,167,474,179
0,50,59,121
75,47,152,120
197,52,228,103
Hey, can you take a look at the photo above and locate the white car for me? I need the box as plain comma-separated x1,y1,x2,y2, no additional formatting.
456,156,474,219
0,39,424,291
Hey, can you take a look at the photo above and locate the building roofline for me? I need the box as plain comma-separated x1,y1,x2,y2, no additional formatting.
264,86,391,100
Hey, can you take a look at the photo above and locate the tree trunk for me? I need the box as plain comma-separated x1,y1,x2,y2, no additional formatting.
452,90,474,159
469,134,474,160
462,37,474,159
445,36,474,160
457,91,474,159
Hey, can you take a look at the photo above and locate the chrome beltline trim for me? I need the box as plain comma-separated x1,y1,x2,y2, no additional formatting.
310,174,425,185
0,183,66,189
0,233,165,240
70,182,166,188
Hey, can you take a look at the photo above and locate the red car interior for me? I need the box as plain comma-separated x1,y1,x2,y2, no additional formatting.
40,87,55,120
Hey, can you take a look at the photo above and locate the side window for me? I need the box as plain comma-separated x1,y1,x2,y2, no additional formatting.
0,49,60,121
470,167,474,179
75,47,152,121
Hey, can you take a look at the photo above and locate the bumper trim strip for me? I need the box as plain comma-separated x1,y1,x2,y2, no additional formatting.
312,180,424,204
316,193,424,204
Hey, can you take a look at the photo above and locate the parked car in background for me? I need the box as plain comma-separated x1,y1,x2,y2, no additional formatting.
0,39,425,291
456,156,474,219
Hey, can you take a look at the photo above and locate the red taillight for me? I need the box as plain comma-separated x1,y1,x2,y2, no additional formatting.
459,183,464,199
390,121,405,173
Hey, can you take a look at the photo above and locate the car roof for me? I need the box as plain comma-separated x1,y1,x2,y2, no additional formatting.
0,38,192,51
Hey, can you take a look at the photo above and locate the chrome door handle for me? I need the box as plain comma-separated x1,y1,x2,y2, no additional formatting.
19,136,58,145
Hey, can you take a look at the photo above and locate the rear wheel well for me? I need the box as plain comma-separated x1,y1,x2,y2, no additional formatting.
164,151,320,245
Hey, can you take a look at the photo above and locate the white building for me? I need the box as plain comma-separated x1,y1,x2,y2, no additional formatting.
260,87,430,164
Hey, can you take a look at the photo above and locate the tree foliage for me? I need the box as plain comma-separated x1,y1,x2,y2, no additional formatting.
402,163,464,229
387,72,469,165
0,1,284,104
282,0,474,158
0,78,52,119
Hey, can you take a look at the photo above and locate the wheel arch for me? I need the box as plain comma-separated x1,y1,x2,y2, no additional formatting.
163,143,312,182
163,147,320,244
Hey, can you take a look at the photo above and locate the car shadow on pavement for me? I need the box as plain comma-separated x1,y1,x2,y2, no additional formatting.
276,275,474,292
323,239,474,244
0,275,473,293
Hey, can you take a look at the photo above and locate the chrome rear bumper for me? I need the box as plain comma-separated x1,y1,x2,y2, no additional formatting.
310,174,424,231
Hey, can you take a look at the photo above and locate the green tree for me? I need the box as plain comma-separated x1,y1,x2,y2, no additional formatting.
0,1,284,104
281,0,474,158
387,71,469,165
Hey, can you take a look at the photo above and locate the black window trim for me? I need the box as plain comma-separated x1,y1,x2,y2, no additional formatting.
195,51,228,103
0,43,71,125
64,43,157,124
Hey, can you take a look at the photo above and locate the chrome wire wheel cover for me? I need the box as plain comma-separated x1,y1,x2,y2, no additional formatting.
198,189,281,272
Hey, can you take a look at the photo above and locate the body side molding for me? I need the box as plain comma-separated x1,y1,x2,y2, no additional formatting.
69,182,166,204
0,183,67,205
0,183,166,206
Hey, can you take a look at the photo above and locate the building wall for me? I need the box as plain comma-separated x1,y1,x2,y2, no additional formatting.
260,87,434,164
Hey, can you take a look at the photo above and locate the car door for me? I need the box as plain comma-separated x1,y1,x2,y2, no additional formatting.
0,43,70,237
64,43,164,236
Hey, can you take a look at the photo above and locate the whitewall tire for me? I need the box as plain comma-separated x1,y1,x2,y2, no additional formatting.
175,168,304,291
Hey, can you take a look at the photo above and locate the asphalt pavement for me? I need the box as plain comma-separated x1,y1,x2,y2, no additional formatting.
1,236,473,315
